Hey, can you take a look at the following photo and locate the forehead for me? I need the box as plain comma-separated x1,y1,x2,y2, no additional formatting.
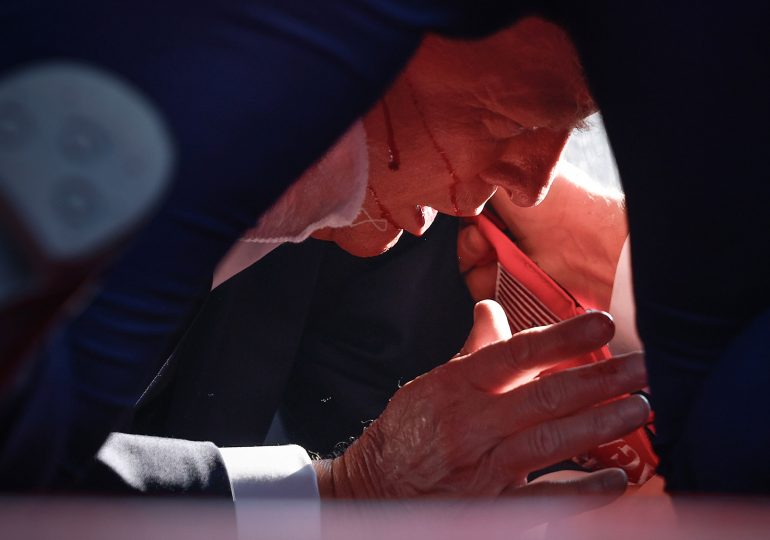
412,18,594,131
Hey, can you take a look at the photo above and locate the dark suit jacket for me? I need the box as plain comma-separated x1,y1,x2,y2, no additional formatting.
88,433,232,497
131,214,475,456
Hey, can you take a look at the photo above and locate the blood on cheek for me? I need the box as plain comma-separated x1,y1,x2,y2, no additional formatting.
374,81,468,227
405,76,462,215
368,99,403,230
367,186,401,230
381,98,400,172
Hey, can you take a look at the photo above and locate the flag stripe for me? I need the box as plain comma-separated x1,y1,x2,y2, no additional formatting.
496,264,561,333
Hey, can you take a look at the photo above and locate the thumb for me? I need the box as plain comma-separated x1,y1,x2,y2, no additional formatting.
459,300,512,356
458,222,495,273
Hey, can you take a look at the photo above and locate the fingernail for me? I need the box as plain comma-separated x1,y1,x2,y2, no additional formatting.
585,309,614,321
622,394,651,425
586,311,614,341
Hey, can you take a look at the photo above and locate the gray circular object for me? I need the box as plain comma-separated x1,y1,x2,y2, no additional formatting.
59,115,112,163
51,175,101,228
0,62,175,261
0,100,35,149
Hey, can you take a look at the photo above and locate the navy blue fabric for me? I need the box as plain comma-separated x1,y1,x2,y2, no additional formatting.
130,214,474,455
0,1,768,493
132,237,328,447
267,214,474,455
555,2,770,492
667,308,770,493
0,0,522,490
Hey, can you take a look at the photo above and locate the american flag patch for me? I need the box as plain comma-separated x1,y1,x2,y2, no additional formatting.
495,262,561,334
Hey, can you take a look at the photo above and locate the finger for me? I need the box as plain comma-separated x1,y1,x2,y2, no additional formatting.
456,311,615,393
503,470,627,521
507,468,628,499
457,223,494,273
463,263,497,302
458,300,512,356
483,353,647,437
479,469,627,530
489,394,650,477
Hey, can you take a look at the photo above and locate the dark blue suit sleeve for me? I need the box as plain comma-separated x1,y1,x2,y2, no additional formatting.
0,0,524,490
89,433,233,497
4,1,767,495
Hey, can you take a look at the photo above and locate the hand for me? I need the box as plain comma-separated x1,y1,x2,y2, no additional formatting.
458,163,628,310
315,303,649,499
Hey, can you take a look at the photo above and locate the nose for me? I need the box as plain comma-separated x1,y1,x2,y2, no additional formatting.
480,128,571,207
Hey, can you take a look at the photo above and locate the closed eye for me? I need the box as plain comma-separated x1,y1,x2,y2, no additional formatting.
468,106,529,139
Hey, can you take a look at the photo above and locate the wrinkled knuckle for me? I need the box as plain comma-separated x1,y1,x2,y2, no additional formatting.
498,343,518,373
592,408,620,437
507,335,533,371
594,367,620,398
531,378,565,416
529,423,561,458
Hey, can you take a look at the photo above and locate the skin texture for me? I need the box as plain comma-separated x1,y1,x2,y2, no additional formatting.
459,162,628,311
308,19,645,500
313,17,594,256
314,304,650,499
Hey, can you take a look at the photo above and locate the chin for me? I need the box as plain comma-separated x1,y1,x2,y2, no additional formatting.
333,229,404,258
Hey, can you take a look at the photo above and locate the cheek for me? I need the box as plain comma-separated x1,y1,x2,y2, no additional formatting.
410,137,499,216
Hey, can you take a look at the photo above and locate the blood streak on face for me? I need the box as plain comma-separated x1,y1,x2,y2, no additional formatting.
366,185,400,231
313,17,595,257
381,98,400,172
405,75,463,216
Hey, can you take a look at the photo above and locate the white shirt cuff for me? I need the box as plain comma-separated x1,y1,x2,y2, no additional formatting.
220,445,320,539
219,444,319,500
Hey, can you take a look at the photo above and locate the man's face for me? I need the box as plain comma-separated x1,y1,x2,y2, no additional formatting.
313,18,594,257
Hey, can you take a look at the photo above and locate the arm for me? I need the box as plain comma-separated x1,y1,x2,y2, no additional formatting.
315,304,648,499
87,433,232,497
31,304,647,508
0,0,528,489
